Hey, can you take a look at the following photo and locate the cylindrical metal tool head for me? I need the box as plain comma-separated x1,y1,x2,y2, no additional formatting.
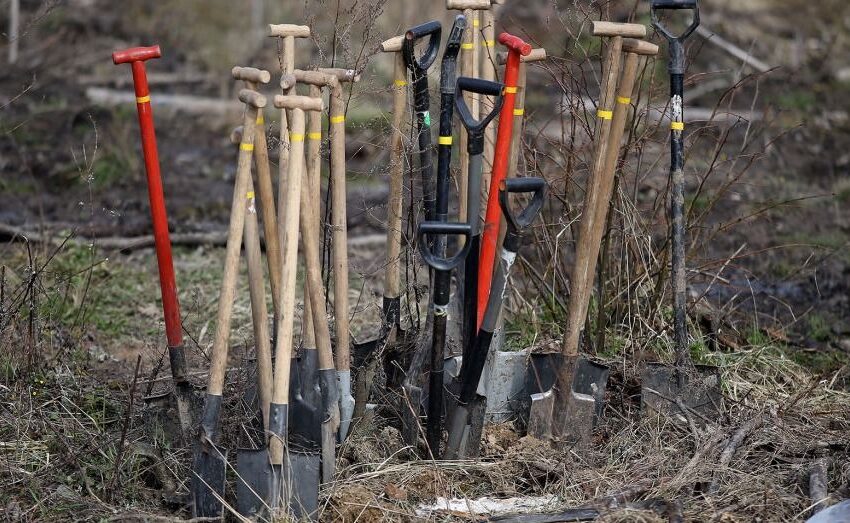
239,89,267,109
273,95,323,112
267,24,311,38
232,66,271,84
591,21,648,38
112,45,161,64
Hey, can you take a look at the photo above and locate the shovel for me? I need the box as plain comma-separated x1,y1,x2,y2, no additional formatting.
526,21,648,444
236,95,324,520
445,177,547,459
418,222,473,455
112,45,197,444
191,88,266,518
641,0,721,417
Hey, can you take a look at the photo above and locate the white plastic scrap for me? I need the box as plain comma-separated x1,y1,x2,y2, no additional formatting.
416,494,559,517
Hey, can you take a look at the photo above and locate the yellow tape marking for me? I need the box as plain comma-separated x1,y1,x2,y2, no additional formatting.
330,115,345,124
394,80,408,87
671,121,685,131
616,96,631,105
246,191,255,199
438,136,453,145
290,133,305,142
136,95,150,104
597,110,613,120
484,40,495,47
256,114,265,125
462,43,474,50
473,19,480,27
513,108,525,116
307,132,322,140
240,143,255,151
505,86,518,94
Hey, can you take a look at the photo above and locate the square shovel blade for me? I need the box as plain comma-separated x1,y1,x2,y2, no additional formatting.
289,450,320,520
191,443,227,518
641,363,722,418
236,448,276,518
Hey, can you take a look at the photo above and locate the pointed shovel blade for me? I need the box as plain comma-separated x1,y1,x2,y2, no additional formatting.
236,448,275,518
191,443,227,518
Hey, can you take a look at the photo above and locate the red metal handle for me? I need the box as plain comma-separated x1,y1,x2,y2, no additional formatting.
113,45,182,349
497,33,532,56
476,32,531,329
112,45,162,65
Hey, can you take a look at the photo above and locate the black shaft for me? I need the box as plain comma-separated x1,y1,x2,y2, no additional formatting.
427,268,451,453
412,74,435,222
669,70,688,375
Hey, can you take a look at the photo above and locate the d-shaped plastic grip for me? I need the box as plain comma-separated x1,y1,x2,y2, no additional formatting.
440,15,467,95
112,45,161,64
455,77,505,154
418,222,472,272
497,33,532,56
403,20,442,73
499,177,547,235
651,0,700,41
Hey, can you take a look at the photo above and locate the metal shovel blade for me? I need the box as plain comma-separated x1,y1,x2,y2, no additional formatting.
641,363,722,418
290,352,322,448
236,448,276,518
289,450,320,520
191,442,227,518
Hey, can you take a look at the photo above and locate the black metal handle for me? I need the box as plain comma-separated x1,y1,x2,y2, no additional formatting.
499,177,547,237
455,77,504,154
440,15,467,95
651,0,700,42
417,221,472,272
403,20,442,74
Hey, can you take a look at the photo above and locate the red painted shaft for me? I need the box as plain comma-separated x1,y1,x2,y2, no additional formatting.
477,32,531,328
120,53,182,349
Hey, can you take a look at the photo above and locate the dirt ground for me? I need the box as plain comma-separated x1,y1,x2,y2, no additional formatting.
1,0,849,521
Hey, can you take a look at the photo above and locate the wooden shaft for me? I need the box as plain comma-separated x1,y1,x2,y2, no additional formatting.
242,174,273,431
505,61,528,182
385,52,407,300
245,80,283,332
481,8,497,186
561,36,624,359
276,35,298,272
329,84,351,373
271,109,306,406
207,105,259,395
302,84,324,350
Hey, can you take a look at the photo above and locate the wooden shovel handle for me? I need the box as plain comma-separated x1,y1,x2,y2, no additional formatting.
231,66,271,84
267,24,310,38
385,52,407,300
292,69,338,88
446,0,490,9
592,21,647,39
380,35,404,53
207,104,259,396
301,86,323,350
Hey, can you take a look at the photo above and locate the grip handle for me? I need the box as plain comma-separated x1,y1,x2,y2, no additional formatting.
651,0,700,41
112,45,161,64
497,32,532,56
499,177,547,234
455,77,504,153
403,20,442,73
417,222,472,272
440,15,467,95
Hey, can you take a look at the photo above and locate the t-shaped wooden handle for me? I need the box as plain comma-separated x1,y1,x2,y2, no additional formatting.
592,21,647,38
380,35,404,53
239,89,267,109
497,47,547,65
622,38,659,56
231,66,271,85
446,0,490,9
112,45,161,64
318,67,360,83
292,69,339,88
267,24,310,38
273,95,323,112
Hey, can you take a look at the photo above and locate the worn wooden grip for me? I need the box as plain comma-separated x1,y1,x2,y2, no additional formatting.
274,94,323,112
279,73,296,91
622,38,659,56
239,89,267,108
381,35,404,53
232,66,271,84
230,126,243,145
447,0,490,9
497,47,547,65
267,24,310,38
592,21,647,38
292,69,338,88
318,67,360,83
